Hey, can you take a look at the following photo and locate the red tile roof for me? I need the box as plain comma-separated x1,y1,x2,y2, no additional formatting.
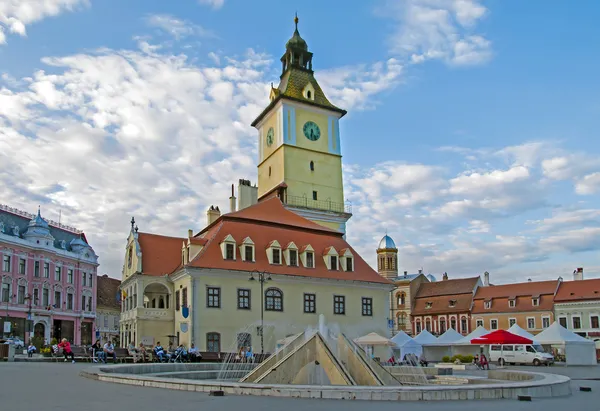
472,280,558,314
412,277,479,316
96,275,121,310
412,295,473,316
188,197,391,285
415,277,480,298
137,232,185,276
554,278,600,302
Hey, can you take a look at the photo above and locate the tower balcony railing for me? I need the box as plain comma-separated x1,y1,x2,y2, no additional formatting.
285,195,352,214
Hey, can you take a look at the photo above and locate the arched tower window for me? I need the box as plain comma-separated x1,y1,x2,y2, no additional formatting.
310,161,314,171
307,91,312,99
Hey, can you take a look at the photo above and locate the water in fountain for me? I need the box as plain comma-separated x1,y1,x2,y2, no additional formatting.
216,321,261,381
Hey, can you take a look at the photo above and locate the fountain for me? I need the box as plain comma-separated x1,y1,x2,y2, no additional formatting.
81,314,572,401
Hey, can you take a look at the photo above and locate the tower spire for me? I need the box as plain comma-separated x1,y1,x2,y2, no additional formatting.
294,12,299,31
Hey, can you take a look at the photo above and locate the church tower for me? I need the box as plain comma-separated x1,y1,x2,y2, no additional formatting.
376,235,398,280
251,15,351,234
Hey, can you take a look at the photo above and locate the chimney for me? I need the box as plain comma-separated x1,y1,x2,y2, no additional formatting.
229,184,237,213
573,267,584,281
188,229,193,238
418,269,423,274
442,272,448,281
206,205,221,226
528,278,532,282
404,271,408,277
484,271,490,286
237,179,258,211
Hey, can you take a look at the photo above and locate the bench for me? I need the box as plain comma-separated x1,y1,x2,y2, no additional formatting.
199,352,222,362
115,348,134,363
71,346,92,362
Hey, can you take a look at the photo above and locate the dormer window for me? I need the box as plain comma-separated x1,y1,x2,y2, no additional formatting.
289,250,298,266
220,234,236,261
240,237,255,262
509,299,516,308
449,299,457,308
267,240,282,265
339,249,354,272
225,244,234,260
330,255,338,270
484,300,492,309
306,252,314,268
425,302,433,309
284,242,299,267
532,297,540,307
323,246,339,270
244,245,253,262
300,245,315,268
303,83,315,101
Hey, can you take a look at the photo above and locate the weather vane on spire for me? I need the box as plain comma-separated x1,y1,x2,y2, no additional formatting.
294,12,299,29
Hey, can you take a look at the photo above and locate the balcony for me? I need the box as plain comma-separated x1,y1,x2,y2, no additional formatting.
121,308,173,322
285,195,352,215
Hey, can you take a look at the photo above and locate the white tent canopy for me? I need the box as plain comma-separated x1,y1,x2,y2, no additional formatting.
508,324,537,342
433,328,464,346
391,330,422,359
354,332,395,346
413,330,438,345
535,322,597,366
457,325,489,345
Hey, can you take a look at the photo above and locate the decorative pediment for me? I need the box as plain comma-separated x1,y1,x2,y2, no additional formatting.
2,275,12,284
66,286,75,293
323,246,338,256
242,236,254,245
53,284,63,291
17,277,27,286
267,240,281,249
221,234,236,244
285,241,298,250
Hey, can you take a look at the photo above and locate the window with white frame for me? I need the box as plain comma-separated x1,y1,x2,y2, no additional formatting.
43,263,49,278
559,316,567,328
3,255,11,272
300,246,315,268
284,242,298,266
591,315,599,329
527,317,535,329
476,319,484,328
490,319,498,330
572,316,581,329
542,316,550,328
339,249,354,272
508,299,516,308
329,255,338,270
484,300,491,309
532,297,540,306
509,318,517,327
240,237,254,262
266,240,281,265
18,258,25,275
323,247,339,270
55,266,61,281
220,234,236,261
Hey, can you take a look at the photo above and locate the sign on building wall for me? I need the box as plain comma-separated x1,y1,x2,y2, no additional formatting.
3,322,11,333
141,336,154,346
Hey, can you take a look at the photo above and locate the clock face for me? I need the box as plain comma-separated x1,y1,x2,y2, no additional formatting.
266,127,274,147
303,121,320,141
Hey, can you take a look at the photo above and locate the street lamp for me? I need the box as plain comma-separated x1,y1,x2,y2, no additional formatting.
24,294,32,344
248,270,271,355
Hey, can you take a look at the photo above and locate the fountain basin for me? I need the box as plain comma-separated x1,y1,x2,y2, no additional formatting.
80,363,571,401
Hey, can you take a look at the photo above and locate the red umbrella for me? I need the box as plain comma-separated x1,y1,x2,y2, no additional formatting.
471,329,533,345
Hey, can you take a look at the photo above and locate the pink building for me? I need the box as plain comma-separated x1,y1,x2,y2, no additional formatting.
0,204,98,345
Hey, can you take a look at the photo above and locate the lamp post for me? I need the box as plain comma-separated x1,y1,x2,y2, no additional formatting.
24,293,32,344
248,270,271,355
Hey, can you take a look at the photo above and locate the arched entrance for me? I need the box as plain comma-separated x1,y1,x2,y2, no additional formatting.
34,322,45,338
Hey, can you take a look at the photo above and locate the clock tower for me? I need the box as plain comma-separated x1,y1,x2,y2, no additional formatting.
251,15,352,234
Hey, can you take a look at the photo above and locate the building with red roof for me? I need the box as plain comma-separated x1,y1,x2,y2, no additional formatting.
554,268,600,341
118,18,393,352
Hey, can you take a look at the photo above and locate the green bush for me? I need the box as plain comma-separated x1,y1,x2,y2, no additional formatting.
51,338,58,346
442,356,451,363
449,354,474,364
30,336,44,351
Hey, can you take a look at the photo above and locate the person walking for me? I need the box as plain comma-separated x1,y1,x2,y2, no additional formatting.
58,338,75,363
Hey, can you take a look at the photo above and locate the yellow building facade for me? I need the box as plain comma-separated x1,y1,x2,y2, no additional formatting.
119,18,393,352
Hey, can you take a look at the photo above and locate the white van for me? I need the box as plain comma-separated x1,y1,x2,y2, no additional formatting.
489,344,554,366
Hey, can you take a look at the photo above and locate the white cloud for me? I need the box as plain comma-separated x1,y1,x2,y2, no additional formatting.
575,172,600,195
0,0,88,44
318,59,403,110
197,0,224,9
145,14,216,40
382,0,492,66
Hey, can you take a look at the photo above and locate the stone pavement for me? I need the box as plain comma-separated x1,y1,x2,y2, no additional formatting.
0,362,597,411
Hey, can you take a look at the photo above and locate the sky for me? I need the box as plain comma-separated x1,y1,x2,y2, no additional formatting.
1,0,599,284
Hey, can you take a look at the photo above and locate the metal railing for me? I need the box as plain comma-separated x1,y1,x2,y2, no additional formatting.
285,195,352,214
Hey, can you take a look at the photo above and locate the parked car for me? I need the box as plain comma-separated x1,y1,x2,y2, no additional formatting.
489,344,554,366
2,337,25,349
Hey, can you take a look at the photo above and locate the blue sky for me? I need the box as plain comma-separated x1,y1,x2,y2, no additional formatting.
1,0,599,283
